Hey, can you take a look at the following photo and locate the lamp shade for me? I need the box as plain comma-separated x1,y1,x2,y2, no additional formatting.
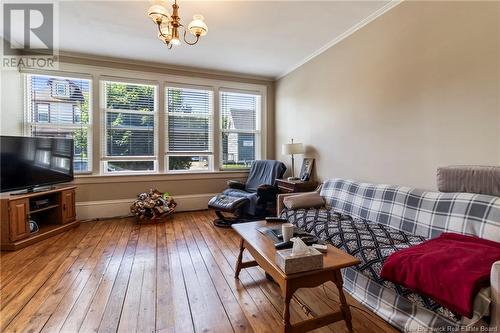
282,143,304,155
147,5,170,23
188,15,208,37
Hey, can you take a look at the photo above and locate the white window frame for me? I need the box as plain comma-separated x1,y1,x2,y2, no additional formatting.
165,83,215,173
100,79,159,175
219,88,262,171
23,72,93,174
21,65,268,177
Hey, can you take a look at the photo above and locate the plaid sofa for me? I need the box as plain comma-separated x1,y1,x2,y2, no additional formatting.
280,178,500,332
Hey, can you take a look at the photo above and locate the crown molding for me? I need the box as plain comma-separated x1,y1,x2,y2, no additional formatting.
276,0,403,80
57,50,274,84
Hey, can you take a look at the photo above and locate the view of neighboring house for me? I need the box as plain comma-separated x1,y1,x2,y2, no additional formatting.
32,78,85,124
29,76,90,172
224,109,256,166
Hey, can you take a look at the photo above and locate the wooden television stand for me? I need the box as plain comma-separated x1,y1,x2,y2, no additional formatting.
1,185,79,251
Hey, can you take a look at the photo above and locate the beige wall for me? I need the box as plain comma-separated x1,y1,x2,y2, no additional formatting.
0,70,24,135
0,55,274,205
75,173,247,202
275,1,500,190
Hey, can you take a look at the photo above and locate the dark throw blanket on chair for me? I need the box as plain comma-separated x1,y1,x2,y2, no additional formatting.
381,232,500,318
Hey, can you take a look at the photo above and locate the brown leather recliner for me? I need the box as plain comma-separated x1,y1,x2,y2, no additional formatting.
208,160,286,228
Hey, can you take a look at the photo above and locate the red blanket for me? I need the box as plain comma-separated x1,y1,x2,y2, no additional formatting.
380,233,500,318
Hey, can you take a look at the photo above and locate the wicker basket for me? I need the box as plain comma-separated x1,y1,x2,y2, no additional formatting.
135,213,174,224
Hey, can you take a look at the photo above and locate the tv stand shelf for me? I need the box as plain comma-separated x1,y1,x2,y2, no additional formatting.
29,203,60,214
1,185,79,251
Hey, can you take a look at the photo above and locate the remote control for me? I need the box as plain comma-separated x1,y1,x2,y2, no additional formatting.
275,241,293,249
265,217,288,223
312,244,328,253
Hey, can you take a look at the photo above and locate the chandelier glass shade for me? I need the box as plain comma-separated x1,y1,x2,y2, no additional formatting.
147,0,208,49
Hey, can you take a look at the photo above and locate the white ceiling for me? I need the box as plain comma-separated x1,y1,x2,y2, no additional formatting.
51,1,392,78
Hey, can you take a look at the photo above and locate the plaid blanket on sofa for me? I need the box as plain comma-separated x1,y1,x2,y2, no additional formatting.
280,179,500,332
320,179,500,242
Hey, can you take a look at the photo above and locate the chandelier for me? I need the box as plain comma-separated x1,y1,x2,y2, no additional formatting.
147,0,208,49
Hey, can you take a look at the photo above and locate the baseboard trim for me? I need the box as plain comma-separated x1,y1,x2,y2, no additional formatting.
76,193,217,220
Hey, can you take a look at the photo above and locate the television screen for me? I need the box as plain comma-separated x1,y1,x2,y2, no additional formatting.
0,136,74,192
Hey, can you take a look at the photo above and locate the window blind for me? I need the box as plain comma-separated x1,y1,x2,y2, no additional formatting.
103,81,157,173
166,86,213,171
25,74,92,173
220,91,260,169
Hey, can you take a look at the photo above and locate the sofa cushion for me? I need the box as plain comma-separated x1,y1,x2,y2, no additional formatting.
437,165,500,197
281,207,461,321
283,192,325,210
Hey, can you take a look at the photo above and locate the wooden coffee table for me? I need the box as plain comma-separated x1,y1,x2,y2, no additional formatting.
232,221,360,333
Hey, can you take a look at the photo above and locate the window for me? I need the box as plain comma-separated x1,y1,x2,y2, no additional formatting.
36,103,49,122
220,91,260,169
166,86,213,172
51,80,70,98
25,74,92,173
102,81,157,173
26,70,267,176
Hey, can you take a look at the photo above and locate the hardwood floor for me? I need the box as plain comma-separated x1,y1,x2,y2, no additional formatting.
0,211,400,333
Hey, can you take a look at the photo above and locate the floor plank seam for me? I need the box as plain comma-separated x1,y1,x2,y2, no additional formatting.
172,221,196,333
39,220,117,333
188,213,267,333
1,222,97,331
97,222,140,333
185,213,239,333
78,219,133,332
57,220,122,333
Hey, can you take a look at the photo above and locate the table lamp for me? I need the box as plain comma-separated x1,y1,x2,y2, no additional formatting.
282,139,305,180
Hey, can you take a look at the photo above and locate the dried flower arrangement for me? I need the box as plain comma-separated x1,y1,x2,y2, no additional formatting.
130,189,177,223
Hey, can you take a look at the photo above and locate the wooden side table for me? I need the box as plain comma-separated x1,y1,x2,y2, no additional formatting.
276,179,319,194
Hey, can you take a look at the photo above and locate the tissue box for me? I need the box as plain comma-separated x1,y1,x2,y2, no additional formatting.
276,247,324,274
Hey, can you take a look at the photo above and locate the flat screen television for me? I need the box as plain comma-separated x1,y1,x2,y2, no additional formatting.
0,136,74,193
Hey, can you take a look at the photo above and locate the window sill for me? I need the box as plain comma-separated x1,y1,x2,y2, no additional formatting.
73,170,249,185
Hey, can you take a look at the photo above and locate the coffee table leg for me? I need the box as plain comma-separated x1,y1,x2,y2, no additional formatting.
234,238,245,279
282,288,292,333
334,270,353,332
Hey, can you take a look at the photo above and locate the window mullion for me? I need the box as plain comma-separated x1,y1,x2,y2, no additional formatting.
158,81,166,173
103,156,157,161
213,87,221,171
104,108,157,115
167,152,213,156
